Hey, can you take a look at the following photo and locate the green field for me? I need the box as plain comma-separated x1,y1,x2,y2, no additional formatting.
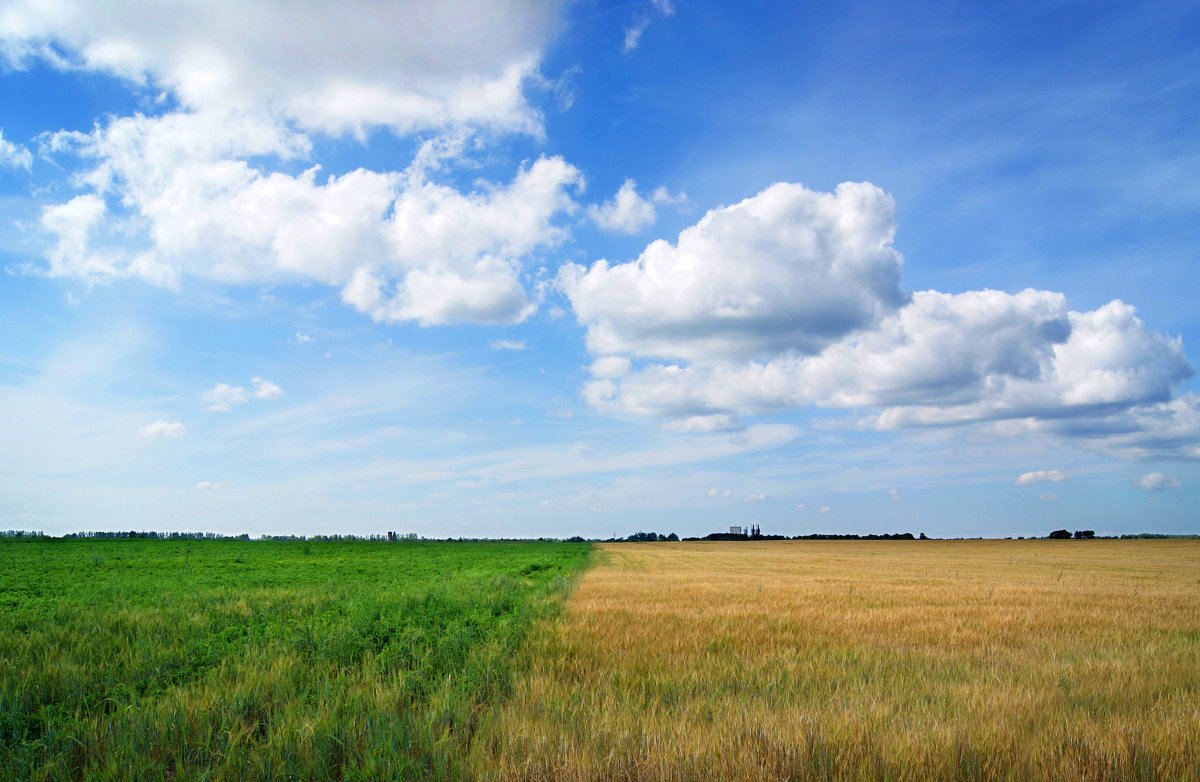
0,537,589,780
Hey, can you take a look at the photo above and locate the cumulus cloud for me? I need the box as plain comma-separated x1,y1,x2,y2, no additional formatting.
203,378,282,411
138,420,186,439
0,128,31,169
292,332,313,344
588,356,631,379
563,180,1196,458
560,181,908,363
14,4,585,326
202,383,249,412
1015,469,1072,486
661,414,738,433
38,112,583,323
251,377,283,400
1136,472,1181,491
587,179,656,234
489,339,528,350
706,488,731,498
651,185,688,207
744,492,766,503
0,0,559,136
195,481,223,490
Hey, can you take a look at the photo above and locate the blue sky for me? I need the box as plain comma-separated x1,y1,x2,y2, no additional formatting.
1,0,1197,538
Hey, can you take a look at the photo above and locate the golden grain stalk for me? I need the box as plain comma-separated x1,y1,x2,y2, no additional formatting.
472,540,1200,781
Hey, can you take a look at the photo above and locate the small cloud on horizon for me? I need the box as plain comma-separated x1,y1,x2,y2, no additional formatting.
203,377,283,411
1015,469,1071,486
1137,472,1181,491
139,420,186,439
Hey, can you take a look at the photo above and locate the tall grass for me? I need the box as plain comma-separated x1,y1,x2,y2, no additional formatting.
472,540,1200,781
0,537,589,780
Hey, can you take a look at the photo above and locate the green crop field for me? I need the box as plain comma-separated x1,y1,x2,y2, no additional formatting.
0,537,589,781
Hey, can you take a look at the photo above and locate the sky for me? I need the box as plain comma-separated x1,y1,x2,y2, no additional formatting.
1,0,1198,539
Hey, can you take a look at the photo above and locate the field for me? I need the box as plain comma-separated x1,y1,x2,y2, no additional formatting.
4,538,1198,781
473,540,1200,781
0,537,589,780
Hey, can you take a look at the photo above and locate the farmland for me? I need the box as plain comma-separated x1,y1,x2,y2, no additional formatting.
474,540,1200,781
5,537,1199,781
0,537,588,780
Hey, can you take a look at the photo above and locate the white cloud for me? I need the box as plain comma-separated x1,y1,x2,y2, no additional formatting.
622,0,675,53
203,378,282,411
661,414,738,433
539,499,553,507
587,178,656,234
40,195,119,280
560,181,908,363
795,503,806,509
1136,472,1181,491
195,481,223,490
706,488,731,498
1038,494,1057,501
489,339,527,351
744,492,766,503
138,420,186,439
1015,469,1071,486
564,181,1196,456
292,332,313,344
819,506,831,514
251,377,283,400
588,355,631,379
0,0,559,136
203,383,250,412
39,111,584,323
15,5,585,326
0,128,32,169
888,488,904,500
651,185,687,207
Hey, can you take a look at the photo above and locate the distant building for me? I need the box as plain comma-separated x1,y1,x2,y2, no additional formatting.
730,525,743,535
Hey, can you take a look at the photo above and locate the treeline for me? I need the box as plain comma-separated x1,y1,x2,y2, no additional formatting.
606,530,921,542
2,530,589,543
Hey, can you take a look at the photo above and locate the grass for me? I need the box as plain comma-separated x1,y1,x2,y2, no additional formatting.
0,537,589,780
471,540,1200,781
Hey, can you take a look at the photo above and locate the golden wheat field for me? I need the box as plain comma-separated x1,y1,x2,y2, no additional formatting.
471,540,1200,781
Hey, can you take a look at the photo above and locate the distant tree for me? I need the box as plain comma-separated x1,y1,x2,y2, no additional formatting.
666,532,679,541
1073,530,1096,540
919,532,929,540
1048,529,1072,539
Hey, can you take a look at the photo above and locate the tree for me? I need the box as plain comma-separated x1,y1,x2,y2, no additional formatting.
1073,530,1095,539
1048,529,1071,539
